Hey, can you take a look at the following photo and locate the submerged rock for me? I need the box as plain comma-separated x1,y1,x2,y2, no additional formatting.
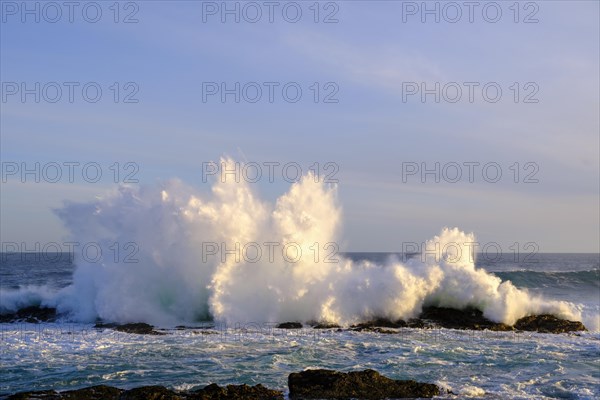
514,314,587,333
0,306,57,323
288,369,440,399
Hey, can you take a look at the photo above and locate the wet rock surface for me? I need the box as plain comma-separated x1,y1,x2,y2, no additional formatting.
0,306,57,323
514,314,587,333
312,322,341,329
2,306,586,334
7,385,123,400
94,322,166,335
288,369,440,399
276,322,303,329
343,306,586,334
419,306,514,331
7,384,284,400
190,383,283,399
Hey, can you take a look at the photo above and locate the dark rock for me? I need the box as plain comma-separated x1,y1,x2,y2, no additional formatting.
7,389,61,399
113,322,165,335
277,322,302,329
121,386,182,399
7,386,123,400
406,319,427,328
94,322,167,335
514,314,587,333
370,328,398,334
0,306,57,323
288,369,440,399
7,384,283,400
350,318,406,331
190,383,283,399
313,323,341,329
94,322,118,329
61,385,123,399
308,308,585,334
419,306,513,331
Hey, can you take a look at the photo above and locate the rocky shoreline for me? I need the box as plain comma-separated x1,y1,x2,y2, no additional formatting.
0,305,587,334
1,306,588,399
6,370,441,399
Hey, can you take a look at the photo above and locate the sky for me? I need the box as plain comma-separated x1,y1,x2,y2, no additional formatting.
1,0,599,252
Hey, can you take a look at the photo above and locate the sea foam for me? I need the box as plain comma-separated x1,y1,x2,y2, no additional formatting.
5,158,582,327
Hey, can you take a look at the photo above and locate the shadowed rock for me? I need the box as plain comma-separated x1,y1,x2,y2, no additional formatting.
7,390,61,399
190,383,283,399
514,314,587,333
61,385,123,399
0,306,57,323
94,322,165,335
277,322,302,329
419,306,513,331
120,386,182,399
350,318,407,331
312,323,341,329
8,384,283,400
7,385,123,400
343,307,586,333
288,369,440,399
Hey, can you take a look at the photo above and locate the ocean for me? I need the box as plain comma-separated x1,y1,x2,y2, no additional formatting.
1,251,598,399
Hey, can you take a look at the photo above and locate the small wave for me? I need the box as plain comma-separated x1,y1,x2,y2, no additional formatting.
493,269,600,289
0,285,60,313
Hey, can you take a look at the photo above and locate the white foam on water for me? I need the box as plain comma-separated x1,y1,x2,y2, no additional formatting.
2,158,585,328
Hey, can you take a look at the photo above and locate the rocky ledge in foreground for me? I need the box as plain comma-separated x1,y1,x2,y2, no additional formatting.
8,370,440,400
7,383,284,400
288,369,440,399
350,306,586,334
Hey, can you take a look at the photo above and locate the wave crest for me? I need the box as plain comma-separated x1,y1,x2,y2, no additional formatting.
25,158,582,327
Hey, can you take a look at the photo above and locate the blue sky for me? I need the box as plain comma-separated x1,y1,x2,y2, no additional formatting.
1,0,599,252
